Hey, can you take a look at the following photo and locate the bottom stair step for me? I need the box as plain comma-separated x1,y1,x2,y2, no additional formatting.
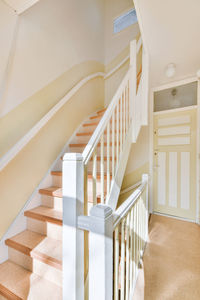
0,261,62,300
5,230,62,270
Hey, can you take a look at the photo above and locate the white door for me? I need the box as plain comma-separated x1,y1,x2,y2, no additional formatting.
153,108,197,221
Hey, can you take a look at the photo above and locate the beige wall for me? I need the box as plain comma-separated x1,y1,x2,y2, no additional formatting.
104,0,139,105
0,77,104,239
0,61,104,158
0,1,17,98
0,0,105,117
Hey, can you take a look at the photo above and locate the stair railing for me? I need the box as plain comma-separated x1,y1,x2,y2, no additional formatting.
62,36,149,300
79,174,149,300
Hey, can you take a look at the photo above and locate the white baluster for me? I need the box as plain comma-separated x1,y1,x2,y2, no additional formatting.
116,103,119,165
101,134,104,203
121,219,125,300
92,149,97,205
107,122,110,198
112,112,115,179
123,90,126,143
120,96,123,154
114,226,119,300
125,213,130,300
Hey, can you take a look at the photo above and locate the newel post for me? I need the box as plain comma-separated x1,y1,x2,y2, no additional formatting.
89,204,113,300
62,153,84,300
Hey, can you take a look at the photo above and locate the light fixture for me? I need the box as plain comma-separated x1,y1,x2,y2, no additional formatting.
165,63,176,78
169,88,181,108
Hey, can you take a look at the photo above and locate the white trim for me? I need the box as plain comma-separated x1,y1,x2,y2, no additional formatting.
154,105,197,115
120,180,142,195
103,35,142,80
150,83,199,223
196,79,200,224
133,0,149,54
104,55,130,79
152,76,197,93
0,113,88,262
0,72,105,172
152,212,196,224
149,90,154,213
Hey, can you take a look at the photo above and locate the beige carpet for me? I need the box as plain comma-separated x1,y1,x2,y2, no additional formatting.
133,214,200,300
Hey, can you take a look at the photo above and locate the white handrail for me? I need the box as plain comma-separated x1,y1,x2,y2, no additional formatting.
0,72,104,171
113,179,147,229
82,69,131,164
120,180,142,195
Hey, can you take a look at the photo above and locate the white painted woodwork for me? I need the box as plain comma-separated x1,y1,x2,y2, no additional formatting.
89,205,113,300
158,136,190,146
62,153,84,300
158,125,190,136
180,152,190,210
158,115,190,126
168,152,177,208
157,152,166,205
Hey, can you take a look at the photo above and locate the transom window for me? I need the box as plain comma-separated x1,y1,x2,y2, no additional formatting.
113,8,137,34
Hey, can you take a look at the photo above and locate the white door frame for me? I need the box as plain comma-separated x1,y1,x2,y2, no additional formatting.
149,76,200,223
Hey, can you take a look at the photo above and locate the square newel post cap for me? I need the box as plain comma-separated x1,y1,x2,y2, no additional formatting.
63,153,83,161
90,204,113,219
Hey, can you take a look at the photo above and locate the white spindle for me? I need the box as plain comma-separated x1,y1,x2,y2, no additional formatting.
130,207,134,292
120,97,123,154
114,227,119,300
101,134,104,203
123,91,126,143
126,85,128,133
92,149,97,205
116,103,119,165
107,122,110,198
121,219,125,300
112,112,115,179
125,213,130,300
133,204,137,280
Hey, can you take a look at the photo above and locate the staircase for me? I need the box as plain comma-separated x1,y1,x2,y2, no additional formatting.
0,108,107,300
0,36,148,300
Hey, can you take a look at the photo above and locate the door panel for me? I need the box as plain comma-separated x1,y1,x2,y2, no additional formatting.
153,108,196,221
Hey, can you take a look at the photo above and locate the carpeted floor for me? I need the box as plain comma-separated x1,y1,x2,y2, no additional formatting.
133,214,200,300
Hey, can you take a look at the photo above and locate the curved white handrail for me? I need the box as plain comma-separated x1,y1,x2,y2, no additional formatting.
104,55,130,79
0,72,104,172
0,36,143,172
113,179,147,229
82,69,131,164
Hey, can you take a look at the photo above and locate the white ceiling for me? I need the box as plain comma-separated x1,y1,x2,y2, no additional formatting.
137,0,200,87
3,0,39,14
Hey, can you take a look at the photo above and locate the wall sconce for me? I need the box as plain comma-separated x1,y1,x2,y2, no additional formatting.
165,63,176,78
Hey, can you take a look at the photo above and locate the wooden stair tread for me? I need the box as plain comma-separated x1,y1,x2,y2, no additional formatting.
0,261,62,300
76,130,118,136
83,122,99,127
97,108,106,114
5,230,62,270
24,206,62,226
39,186,62,197
69,142,119,148
51,171,112,179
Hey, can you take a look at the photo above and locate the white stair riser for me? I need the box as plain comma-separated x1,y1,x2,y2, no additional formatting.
52,175,108,194
69,145,113,155
41,195,62,211
8,248,62,287
27,218,62,241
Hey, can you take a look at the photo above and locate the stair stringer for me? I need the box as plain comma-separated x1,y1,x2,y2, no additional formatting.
0,110,98,264
106,126,132,211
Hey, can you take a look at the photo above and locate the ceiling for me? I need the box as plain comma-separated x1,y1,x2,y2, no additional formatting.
136,0,200,87
3,0,39,14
